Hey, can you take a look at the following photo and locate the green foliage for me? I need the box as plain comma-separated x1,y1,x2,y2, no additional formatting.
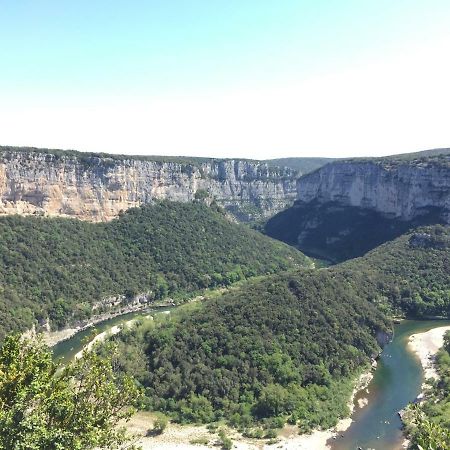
404,331,450,449
189,437,209,445
0,335,141,450
217,429,233,450
108,268,389,430
106,225,449,432
151,413,168,435
265,157,334,175
405,405,450,450
340,225,450,318
0,201,308,339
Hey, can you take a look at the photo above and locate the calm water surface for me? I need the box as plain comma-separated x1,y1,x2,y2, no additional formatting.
52,306,172,361
332,319,450,450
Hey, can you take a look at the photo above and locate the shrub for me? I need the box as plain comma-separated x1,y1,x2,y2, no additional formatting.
218,429,233,450
151,413,168,435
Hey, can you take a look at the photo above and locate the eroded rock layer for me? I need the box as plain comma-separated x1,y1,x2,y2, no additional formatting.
0,149,298,221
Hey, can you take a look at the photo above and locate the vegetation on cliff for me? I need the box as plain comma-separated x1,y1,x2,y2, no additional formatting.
264,157,334,174
0,145,294,178
347,147,450,167
0,201,308,339
339,225,450,318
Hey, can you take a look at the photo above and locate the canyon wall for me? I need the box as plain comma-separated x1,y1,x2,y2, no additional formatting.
297,156,450,223
265,154,450,261
0,149,298,222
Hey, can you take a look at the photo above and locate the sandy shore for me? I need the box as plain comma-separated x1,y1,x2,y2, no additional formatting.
408,325,450,381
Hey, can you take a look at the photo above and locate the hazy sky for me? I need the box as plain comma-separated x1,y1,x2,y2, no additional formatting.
1,1,450,159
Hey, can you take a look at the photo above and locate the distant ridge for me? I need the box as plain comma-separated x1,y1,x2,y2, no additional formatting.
264,157,334,175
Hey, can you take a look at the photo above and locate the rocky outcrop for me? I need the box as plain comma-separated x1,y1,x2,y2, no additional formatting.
0,148,298,222
297,156,450,223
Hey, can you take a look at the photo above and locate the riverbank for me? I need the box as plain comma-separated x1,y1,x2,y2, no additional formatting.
42,301,173,347
267,370,373,450
126,370,374,450
408,325,450,381
73,317,142,359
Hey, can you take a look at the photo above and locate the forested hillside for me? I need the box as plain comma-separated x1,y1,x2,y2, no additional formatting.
108,270,390,432
0,201,308,339
264,202,442,262
106,225,449,432
340,225,450,318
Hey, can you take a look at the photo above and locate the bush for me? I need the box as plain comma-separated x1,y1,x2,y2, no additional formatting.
264,429,278,439
218,429,233,450
151,413,168,435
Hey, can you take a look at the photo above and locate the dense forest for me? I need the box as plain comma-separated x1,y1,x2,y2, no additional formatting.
340,225,450,318
105,225,449,433
107,270,390,432
0,201,308,339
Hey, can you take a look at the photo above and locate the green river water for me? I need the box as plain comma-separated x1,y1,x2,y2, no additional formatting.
332,319,450,450
52,306,173,361
52,315,450,450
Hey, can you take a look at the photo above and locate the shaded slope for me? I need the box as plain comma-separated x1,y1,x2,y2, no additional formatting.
265,201,443,262
265,152,449,262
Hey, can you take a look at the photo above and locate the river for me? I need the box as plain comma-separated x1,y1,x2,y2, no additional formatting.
52,315,450,450
52,306,173,361
332,319,450,450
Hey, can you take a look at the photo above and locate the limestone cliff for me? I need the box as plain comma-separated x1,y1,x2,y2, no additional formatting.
266,152,450,262
0,148,298,222
297,154,450,223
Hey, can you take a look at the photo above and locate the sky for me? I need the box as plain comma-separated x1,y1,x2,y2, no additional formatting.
1,1,450,159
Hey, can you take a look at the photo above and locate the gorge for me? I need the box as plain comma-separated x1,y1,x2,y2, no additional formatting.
0,146,448,449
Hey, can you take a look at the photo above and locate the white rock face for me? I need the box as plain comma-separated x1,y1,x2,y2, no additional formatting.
0,150,298,221
297,158,450,223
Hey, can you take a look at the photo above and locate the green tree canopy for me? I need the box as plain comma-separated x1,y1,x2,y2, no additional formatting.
0,335,141,450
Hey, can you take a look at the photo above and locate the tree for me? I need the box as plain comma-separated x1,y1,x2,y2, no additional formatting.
408,406,450,450
0,335,142,450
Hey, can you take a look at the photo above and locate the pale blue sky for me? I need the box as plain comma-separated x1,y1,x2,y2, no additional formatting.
1,1,450,158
